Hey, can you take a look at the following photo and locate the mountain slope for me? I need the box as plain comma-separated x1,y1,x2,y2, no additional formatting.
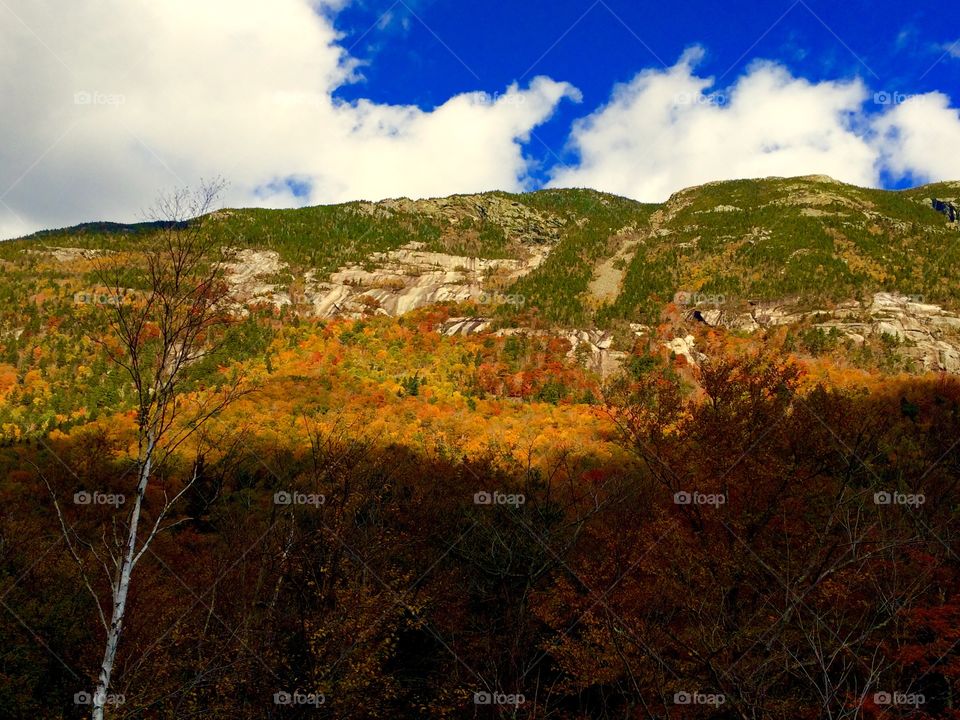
1,176,959,439
16,176,959,326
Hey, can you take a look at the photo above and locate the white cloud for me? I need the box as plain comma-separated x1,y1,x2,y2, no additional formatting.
549,49,960,201
0,0,579,237
874,93,960,183
941,40,960,59
549,48,879,200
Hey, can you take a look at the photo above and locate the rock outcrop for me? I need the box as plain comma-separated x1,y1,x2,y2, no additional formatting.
929,198,959,223
439,320,651,378
311,242,545,317
440,317,493,336
26,246,106,263
224,242,548,318
224,249,288,308
663,335,703,366
355,194,567,245
690,293,960,373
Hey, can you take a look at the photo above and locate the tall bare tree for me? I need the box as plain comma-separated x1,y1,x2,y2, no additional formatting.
68,178,248,719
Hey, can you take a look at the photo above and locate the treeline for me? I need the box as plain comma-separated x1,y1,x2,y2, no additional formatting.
1,352,960,718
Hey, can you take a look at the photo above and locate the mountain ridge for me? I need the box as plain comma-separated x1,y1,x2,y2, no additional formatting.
16,174,960,242
10,176,959,325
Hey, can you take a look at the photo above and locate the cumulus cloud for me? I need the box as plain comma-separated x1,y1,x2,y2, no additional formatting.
0,0,579,237
549,48,960,201
874,93,960,183
549,48,878,199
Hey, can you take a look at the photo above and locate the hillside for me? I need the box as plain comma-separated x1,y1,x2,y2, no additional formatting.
16,176,960,326
1,176,959,440
4,177,960,719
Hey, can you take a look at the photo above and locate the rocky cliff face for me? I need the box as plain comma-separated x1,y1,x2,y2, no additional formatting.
225,241,547,318
692,293,960,373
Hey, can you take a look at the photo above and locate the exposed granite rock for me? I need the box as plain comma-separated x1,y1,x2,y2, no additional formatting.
690,292,960,373
439,321,644,378
694,204,741,214
440,317,493,336
223,249,290,313
26,246,107,263
224,242,547,319
799,174,845,185
663,335,704,366
311,242,546,317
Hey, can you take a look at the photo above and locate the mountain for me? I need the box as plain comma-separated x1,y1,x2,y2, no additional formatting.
18,176,960,325
4,176,960,431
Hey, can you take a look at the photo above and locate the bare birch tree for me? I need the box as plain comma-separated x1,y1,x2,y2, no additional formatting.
62,178,248,719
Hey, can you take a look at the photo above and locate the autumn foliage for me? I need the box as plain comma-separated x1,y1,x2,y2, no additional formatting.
0,336,957,718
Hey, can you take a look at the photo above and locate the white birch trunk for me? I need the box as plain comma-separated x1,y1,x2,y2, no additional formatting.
91,433,154,720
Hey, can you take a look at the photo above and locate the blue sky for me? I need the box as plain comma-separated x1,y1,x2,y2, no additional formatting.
1,0,959,237
331,0,960,187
